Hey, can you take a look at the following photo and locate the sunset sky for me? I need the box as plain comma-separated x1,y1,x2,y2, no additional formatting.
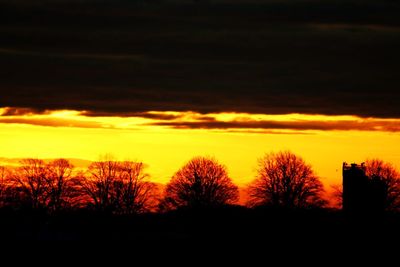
1,0,400,190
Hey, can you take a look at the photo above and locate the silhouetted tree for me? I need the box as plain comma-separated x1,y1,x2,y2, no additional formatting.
365,159,400,211
161,157,239,210
114,161,159,214
46,159,75,212
77,159,158,214
13,159,49,209
247,151,325,209
0,166,10,207
0,166,25,209
330,184,343,209
78,160,120,212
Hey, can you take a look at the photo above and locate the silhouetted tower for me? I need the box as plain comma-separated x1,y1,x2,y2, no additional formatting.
343,163,368,213
343,162,386,213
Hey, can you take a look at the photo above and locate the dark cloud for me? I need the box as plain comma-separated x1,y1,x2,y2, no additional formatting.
1,0,400,117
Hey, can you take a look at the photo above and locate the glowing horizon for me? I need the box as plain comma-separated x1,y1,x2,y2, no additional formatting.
1,107,400,194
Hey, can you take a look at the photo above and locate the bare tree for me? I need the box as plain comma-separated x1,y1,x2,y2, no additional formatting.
365,159,400,211
115,161,158,214
78,160,120,212
162,156,239,210
77,159,158,214
46,159,75,212
0,166,10,207
13,159,49,209
330,184,343,209
247,151,325,209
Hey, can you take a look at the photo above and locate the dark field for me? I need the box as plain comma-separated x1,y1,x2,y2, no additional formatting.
2,207,400,245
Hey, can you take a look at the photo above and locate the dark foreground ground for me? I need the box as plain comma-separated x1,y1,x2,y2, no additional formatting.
2,206,400,246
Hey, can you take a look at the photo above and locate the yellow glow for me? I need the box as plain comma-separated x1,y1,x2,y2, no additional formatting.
1,108,400,192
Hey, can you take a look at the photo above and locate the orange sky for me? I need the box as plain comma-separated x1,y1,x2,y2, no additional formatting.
1,108,400,191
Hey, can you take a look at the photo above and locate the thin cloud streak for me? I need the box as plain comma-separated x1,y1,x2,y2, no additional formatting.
1,107,50,116
0,117,106,129
148,119,400,132
80,110,184,120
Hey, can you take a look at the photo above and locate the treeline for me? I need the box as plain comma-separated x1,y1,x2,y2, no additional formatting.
0,159,158,214
0,151,400,214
